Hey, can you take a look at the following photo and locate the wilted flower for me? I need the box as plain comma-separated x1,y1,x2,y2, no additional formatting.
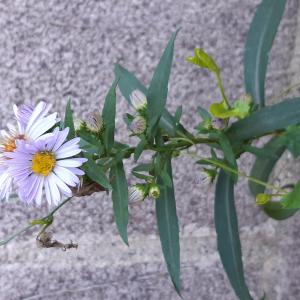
129,183,147,202
0,102,58,200
149,183,160,199
7,127,87,206
130,116,147,135
130,90,147,112
86,111,104,134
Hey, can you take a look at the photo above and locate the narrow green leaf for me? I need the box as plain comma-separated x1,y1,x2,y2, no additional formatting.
64,99,75,139
110,161,129,245
156,157,181,294
134,137,147,162
244,0,286,107
102,78,119,153
83,159,111,190
264,202,298,220
282,181,300,209
215,170,252,300
115,63,189,137
147,29,180,136
249,136,285,196
227,98,300,143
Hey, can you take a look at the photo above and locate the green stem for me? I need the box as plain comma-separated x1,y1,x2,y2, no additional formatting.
0,197,73,247
186,152,287,194
216,72,230,108
0,224,35,246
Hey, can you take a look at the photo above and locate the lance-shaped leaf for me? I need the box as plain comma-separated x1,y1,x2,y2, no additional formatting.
227,98,300,143
147,29,180,136
110,161,129,245
244,0,286,107
64,99,76,139
249,136,298,220
102,78,119,153
215,170,252,300
115,63,188,137
83,158,111,190
156,157,181,294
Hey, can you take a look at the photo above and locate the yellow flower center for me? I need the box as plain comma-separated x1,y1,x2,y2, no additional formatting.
32,151,56,176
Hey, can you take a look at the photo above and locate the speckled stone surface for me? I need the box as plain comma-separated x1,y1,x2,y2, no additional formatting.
0,1,300,299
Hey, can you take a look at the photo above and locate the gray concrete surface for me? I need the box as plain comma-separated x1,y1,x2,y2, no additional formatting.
0,0,299,299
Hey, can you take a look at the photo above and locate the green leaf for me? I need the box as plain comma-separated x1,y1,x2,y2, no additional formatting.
110,161,129,245
264,201,298,220
186,48,220,74
280,125,300,157
249,136,286,196
211,132,237,172
174,105,183,124
83,158,111,190
249,136,298,220
227,98,300,143
215,170,252,300
210,99,251,119
244,0,286,107
115,63,189,138
102,78,119,153
134,137,147,162
147,29,180,137
156,157,181,294
282,181,300,209
64,99,76,139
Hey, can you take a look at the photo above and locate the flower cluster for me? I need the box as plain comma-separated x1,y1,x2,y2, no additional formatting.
0,102,87,206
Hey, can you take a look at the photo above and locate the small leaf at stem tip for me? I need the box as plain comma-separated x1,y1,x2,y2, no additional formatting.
64,98,76,139
186,48,220,74
255,193,272,205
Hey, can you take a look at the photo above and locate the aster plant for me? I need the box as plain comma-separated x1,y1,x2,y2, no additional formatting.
0,0,298,299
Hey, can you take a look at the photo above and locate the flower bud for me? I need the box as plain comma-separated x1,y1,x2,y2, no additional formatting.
211,118,227,130
149,183,160,199
130,116,147,135
130,90,147,112
74,118,85,131
129,184,147,202
86,111,104,134
200,168,216,184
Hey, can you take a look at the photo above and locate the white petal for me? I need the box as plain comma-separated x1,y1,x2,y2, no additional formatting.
52,128,69,151
54,166,79,187
49,173,72,197
48,176,61,206
56,158,87,168
55,148,81,159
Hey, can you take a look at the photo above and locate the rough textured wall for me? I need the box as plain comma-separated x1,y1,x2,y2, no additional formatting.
0,0,299,299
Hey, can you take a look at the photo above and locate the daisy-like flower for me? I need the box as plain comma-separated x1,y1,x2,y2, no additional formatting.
0,102,58,200
130,90,147,112
6,127,87,206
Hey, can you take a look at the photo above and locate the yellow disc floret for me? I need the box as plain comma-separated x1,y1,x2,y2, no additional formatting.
32,151,56,176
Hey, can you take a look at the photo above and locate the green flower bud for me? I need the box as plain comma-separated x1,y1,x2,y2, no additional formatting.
130,90,147,112
149,183,160,199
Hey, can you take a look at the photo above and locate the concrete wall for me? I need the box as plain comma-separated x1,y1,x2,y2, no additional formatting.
0,0,299,299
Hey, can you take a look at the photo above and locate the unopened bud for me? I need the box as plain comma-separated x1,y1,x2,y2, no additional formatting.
256,193,272,205
130,90,147,112
149,183,160,199
130,116,147,135
86,111,104,134
74,118,85,131
129,184,147,202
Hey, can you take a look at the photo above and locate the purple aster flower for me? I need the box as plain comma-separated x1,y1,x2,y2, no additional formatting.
6,127,87,206
0,101,59,201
